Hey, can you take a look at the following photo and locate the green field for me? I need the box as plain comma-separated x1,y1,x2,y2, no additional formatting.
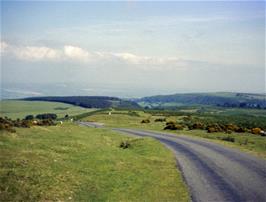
83,109,266,158
0,101,189,201
1,99,266,201
0,123,189,201
0,100,95,119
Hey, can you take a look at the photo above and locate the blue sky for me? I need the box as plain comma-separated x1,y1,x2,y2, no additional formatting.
1,1,265,96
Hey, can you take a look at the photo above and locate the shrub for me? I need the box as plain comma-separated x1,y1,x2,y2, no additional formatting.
164,124,176,130
0,123,16,133
37,119,56,126
221,136,235,142
0,116,56,132
175,124,184,130
25,115,34,120
20,120,31,128
154,118,166,122
164,122,183,130
120,141,131,149
251,128,262,134
225,124,239,132
36,113,57,120
235,127,246,133
206,124,223,133
166,121,175,125
207,127,217,133
141,119,150,124
192,122,205,130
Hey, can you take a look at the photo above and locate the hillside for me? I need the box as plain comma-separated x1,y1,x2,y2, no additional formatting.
23,96,141,109
0,100,96,119
137,92,266,109
0,123,189,201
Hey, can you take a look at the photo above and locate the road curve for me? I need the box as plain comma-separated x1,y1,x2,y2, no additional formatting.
114,129,266,202
78,122,266,202
77,121,104,128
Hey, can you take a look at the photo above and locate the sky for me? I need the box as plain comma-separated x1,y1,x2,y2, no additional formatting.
1,1,265,97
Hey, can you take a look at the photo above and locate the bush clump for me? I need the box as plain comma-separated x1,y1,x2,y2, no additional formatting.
251,128,262,134
154,118,166,122
25,115,34,120
141,119,150,124
120,141,131,149
37,119,56,126
225,124,239,132
166,121,175,125
36,113,57,120
235,127,246,133
164,121,183,130
0,115,56,133
206,124,223,133
207,127,218,133
185,121,205,130
0,122,16,133
192,122,205,130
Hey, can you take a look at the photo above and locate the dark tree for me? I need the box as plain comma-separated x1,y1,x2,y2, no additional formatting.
36,113,57,120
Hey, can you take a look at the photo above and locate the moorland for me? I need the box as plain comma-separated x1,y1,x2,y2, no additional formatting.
1,92,266,201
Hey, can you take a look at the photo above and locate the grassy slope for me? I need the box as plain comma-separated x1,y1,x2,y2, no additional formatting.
0,100,95,119
0,123,189,202
84,110,165,130
138,92,266,108
83,110,266,158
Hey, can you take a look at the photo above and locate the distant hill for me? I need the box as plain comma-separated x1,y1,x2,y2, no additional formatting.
23,96,141,109
137,92,266,109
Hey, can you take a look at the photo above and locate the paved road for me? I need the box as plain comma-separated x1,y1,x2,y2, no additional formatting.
77,121,104,128
79,122,266,202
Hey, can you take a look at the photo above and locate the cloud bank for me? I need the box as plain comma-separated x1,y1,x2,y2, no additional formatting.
1,41,185,69
15,46,61,61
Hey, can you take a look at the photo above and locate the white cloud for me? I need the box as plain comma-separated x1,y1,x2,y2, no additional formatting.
14,46,61,61
1,41,9,54
1,41,187,70
113,52,143,64
61,45,185,69
112,52,185,70
64,45,90,61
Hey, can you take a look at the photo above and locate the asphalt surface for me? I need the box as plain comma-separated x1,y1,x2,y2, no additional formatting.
78,122,266,202
77,121,104,128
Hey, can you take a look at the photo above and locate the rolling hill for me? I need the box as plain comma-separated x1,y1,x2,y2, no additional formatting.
137,92,266,109
23,96,141,109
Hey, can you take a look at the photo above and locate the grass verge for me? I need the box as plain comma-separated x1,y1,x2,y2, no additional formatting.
0,123,189,201
83,109,266,158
